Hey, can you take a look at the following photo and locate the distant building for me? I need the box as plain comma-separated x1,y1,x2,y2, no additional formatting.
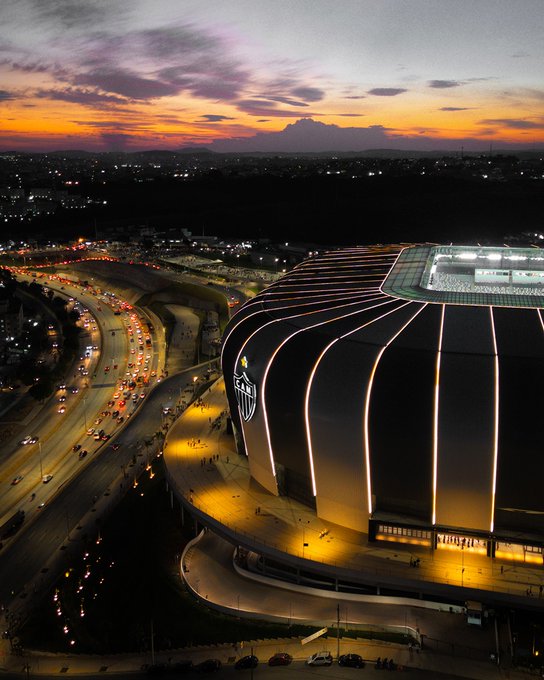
0,297,23,345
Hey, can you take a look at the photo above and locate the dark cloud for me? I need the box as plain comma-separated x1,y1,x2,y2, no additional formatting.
29,0,109,29
140,25,217,60
428,80,462,89
0,89,15,101
74,68,179,100
257,119,270,123
263,95,309,107
72,120,151,130
290,86,325,102
367,88,407,96
236,99,320,118
35,87,127,106
439,106,472,111
199,114,235,122
344,95,366,99
337,113,365,117
479,118,544,129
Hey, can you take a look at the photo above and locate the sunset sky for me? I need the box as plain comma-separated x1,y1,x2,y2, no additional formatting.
1,0,543,152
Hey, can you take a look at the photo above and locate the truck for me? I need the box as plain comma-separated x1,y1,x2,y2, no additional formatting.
0,510,25,539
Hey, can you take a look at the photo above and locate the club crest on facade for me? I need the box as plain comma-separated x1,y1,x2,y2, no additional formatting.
233,371,257,421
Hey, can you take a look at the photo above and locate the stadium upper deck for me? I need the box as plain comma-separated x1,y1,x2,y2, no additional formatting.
383,245,544,309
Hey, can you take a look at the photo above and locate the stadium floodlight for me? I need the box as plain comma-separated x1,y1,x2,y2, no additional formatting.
506,255,528,261
486,254,502,261
457,252,477,260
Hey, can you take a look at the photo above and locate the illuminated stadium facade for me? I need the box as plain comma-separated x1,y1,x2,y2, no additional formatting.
221,244,544,568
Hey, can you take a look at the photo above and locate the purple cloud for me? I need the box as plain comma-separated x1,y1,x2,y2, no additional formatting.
35,87,127,106
199,114,235,122
367,88,407,96
0,90,15,101
439,106,472,111
74,68,179,100
479,118,544,129
344,95,366,99
236,99,320,117
291,86,325,102
29,0,109,29
428,80,462,89
262,95,309,107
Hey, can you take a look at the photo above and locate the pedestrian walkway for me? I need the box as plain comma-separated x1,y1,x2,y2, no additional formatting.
163,378,544,610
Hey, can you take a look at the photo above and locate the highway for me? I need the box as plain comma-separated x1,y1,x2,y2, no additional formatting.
0,272,163,553
0,361,213,615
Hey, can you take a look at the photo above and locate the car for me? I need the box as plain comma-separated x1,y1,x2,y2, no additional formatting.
58,396,66,402
194,659,222,673
94,417,103,425
111,443,120,451
338,654,365,668
86,428,95,436
112,410,119,418
104,366,110,372
268,653,292,666
58,406,66,414
94,433,101,440
101,433,110,441
117,416,124,424
118,399,126,407
11,475,24,485
79,449,87,459
306,652,333,666
70,387,79,394
72,444,81,452
140,392,145,399
58,383,66,390
235,656,259,670
42,474,53,484
107,400,115,407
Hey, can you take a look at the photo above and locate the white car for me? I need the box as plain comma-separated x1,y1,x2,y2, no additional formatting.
306,652,333,666
42,474,53,484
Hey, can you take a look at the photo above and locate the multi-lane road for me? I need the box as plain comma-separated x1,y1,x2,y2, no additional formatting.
0,272,170,608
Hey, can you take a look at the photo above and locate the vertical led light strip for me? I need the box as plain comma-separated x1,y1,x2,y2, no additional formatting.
489,307,499,534
432,304,446,526
262,298,397,483
304,301,412,498
363,304,428,515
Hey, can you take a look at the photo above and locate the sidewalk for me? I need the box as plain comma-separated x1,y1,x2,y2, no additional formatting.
163,379,544,608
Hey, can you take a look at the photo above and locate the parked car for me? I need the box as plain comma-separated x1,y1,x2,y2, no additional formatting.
194,659,222,673
338,654,365,668
235,655,259,670
306,652,333,666
268,653,292,666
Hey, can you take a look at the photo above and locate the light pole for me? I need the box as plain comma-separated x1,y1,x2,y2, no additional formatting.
83,396,87,430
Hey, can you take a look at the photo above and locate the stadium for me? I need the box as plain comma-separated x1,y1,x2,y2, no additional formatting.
221,244,544,570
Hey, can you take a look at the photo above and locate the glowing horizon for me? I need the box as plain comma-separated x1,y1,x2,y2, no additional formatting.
1,0,543,152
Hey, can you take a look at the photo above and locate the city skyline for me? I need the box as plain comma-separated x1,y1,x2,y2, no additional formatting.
1,0,544,152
